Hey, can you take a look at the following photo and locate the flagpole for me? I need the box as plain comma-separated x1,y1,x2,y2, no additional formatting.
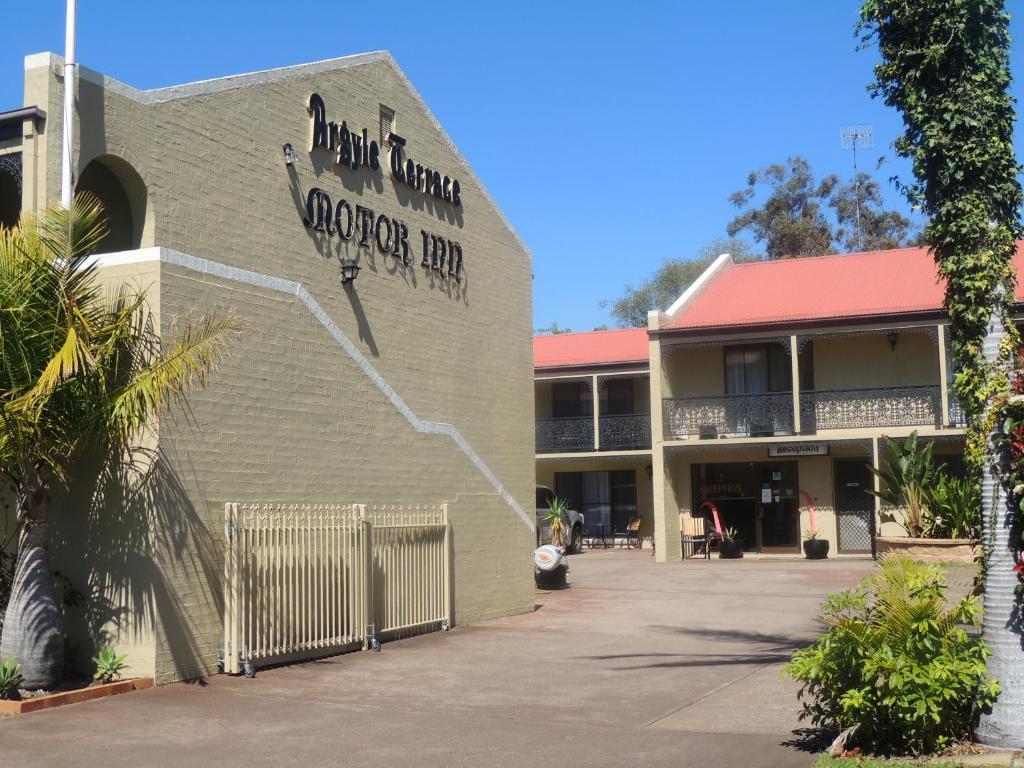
60,0,77,208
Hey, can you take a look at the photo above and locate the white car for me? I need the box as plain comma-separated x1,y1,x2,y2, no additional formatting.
535,485,584,554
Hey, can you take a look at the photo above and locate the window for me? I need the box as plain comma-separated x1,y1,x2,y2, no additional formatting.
798,342,815,391
379,105,395,148
601,378,634,416
536,486,556,510
552,381,592,418
724,344,791,395
554,470,637,535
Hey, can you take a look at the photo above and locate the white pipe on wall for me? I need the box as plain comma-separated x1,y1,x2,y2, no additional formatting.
60,0,77,209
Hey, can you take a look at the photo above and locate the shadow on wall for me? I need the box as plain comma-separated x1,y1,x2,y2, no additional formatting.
50,445,219,681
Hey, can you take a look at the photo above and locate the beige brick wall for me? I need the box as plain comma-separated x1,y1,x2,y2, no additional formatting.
22,52,536,683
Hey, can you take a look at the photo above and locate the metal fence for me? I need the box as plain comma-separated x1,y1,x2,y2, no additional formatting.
223,502,451,674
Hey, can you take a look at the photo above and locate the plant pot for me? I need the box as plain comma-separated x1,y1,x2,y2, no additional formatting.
535,564,568,589
718,539,743,559
874,536,976,563
803,539,830,560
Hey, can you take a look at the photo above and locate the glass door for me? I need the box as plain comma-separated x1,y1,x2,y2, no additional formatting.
757,462,800,552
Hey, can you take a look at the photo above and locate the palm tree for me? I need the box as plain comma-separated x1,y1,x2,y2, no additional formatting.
0,194,242,688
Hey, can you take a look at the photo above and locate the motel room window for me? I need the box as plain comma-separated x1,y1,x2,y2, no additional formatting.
552,381,593,418
555,470,637,535
724,345,791,395
601,378,635,415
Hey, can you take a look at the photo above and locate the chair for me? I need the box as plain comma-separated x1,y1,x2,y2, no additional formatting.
615,516,643,549
681,514,718,559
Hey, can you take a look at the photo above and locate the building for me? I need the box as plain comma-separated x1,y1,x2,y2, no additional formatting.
0,51,535,683
536,246,1024,561
534,329,654,545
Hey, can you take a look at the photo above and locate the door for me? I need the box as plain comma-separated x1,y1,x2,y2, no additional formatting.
834,460,875,553
757,463,800,552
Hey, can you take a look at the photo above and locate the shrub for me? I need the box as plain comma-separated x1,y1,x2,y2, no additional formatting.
92,648,128,684
869,433,935,537
0,656,23,699
784,557,998,755
926,472,980,540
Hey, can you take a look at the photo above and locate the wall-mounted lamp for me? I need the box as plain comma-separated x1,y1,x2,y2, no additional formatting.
886,330,899,351
282,143,299,166
645,464,653,481
340,257,361,285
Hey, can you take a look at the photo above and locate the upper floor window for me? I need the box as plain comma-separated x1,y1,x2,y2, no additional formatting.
552,380,593,418
725,345,790,395
601,378,635,416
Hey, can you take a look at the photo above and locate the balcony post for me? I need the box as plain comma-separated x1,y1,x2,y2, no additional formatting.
790,335,801,434
871,435,881,557
648,315,679,561
592,374,600,450
937,323,950,428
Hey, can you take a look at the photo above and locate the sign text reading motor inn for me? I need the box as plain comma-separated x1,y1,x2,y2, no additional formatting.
302,93,464,282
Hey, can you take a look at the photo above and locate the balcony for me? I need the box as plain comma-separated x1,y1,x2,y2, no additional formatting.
663,393,795,440
799,385,942,431
535,414,651,453
536,417,594,453
598,414,651,451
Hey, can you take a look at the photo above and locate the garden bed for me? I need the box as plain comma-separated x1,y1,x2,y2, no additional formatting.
875,536,977,564
0,677,154,715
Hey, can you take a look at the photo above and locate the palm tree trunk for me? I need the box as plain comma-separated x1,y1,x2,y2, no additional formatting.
0,464,64,690
975,299,1024,748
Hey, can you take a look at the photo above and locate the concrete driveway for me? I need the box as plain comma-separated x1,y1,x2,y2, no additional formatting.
0,551,874,767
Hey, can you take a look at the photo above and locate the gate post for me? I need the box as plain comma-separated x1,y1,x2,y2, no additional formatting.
360,505,375,650
442,504,453,630
223,503,240,674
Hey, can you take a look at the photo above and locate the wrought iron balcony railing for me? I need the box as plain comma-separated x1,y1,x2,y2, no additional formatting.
947,394,966,428
799,385,942,431
663,393,795,440
598,414,652,451
535,417,594,453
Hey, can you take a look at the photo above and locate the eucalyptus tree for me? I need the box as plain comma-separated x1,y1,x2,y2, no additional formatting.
0,195,242,688
859,0,1023,747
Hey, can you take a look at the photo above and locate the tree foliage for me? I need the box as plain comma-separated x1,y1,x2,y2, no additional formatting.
728,157,916,258
728,157,839,258
0,194,244,687
604,238,761,328
859,0,1023,436
535,321,574,335
831,173,916,252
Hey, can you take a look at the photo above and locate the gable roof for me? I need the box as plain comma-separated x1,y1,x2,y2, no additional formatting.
23,50,531,263
664,243,1024,332
534,328,649,370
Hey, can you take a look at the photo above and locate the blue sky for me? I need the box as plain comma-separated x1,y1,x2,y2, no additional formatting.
3,1,1022,332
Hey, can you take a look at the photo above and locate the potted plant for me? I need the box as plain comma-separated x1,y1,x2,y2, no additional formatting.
718,527,743,559
544,497,568,549
802,529,829,559
535,499,569,588
869,432,979,563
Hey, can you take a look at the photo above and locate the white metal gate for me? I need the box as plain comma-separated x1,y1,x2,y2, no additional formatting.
223,503,451,674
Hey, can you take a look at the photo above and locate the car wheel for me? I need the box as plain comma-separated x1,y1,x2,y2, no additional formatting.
569,525,583,554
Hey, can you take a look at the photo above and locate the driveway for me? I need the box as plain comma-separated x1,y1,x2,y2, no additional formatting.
0,551,874,767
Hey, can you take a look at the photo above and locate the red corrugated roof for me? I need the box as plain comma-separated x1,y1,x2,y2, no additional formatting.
534,328,649,369
666,243,1024,331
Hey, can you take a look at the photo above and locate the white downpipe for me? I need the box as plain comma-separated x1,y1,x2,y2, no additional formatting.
60,0,77,209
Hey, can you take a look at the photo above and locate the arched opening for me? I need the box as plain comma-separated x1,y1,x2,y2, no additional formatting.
0,153,22,230
75,155,151,253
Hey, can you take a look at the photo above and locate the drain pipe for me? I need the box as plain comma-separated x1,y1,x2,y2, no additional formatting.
60,0,77,208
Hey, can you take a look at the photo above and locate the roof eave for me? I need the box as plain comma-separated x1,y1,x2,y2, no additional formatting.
653,308,953,339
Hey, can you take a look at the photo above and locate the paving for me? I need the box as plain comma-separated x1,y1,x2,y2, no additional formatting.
0,550,875,767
